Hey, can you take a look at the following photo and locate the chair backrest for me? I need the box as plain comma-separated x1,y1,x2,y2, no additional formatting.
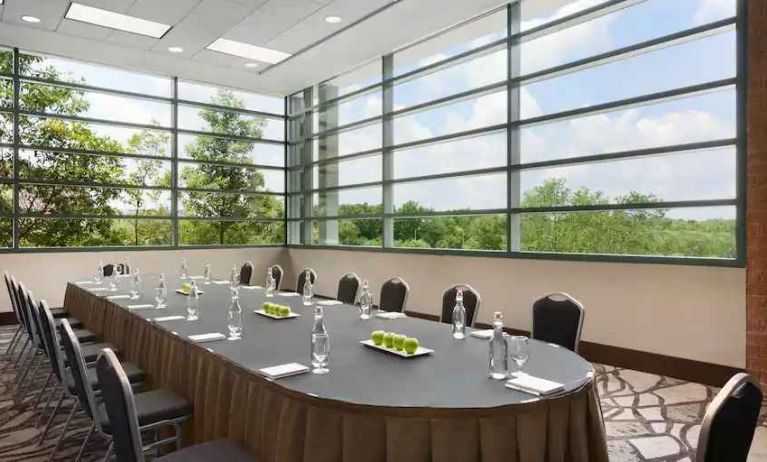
379,277,409,313
116,263,129,275
240,262,254,286
296,268,318,294
59,319,100,425
337,273,361,304
531,292,584,352
17,282,43,350
96,349,145,462
696,373,763,462
25,289,47,353
4,272,23,326
103,263,115,277
37,300,67,383
9,277,31,337
440,284,481,328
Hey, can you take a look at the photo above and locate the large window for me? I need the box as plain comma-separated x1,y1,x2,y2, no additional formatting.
287,0,743,264
0,48,285,249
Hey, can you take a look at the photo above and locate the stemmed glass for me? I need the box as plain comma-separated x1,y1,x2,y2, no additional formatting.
508,336,529,376
129,268,141,299
311,334,330,374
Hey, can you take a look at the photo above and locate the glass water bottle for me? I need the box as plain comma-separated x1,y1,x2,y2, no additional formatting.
186,281,200,321
302,272,313,306
311,306,330,374
265,268,275,297
180,259,189,280
229,266,239,288
95,260,104,284
227,287,243,340
130,268,141,299
154,274,168,309
489,311,508,380
358,280,372,320
452,288,466,340
203,263,212,285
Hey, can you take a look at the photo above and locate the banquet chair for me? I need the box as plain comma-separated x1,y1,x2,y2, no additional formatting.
296,268,317,294
96,349,256,462
270,264,284,291
439,284,481,328
3,272,26,357
336,273,361,304
379,277,409,313
240,262,254,286
104,263,115,277
35,304,145,448
696,373,763,462
531,292,585,353
58,321,191,462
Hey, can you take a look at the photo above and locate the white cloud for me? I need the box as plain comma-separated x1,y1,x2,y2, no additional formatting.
692,0,736,26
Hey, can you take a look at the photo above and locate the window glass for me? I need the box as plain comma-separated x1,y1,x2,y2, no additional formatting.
179,220,284,245
0,148,12,179
318,60,382,101
1,77,12,108
18,218,172,247
311,218,382,247
313,123,382,158
312,186,382,217
394,214,507,250
392,173,507,212
178,81,283,114
178,192,284,219
315,88,382,129
19,185,170,216
178,133,283,166
178,162,284,193
312,154,382,188
178,104,284,141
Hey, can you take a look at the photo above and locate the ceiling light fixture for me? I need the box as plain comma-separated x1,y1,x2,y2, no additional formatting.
65,3,171,38
324,16,342,24
21,15,41,23
168,46,184,53
244,62,259,69
206,38,291,65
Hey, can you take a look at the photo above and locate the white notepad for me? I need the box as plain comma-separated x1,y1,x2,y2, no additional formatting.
375,312,407,320
259,363,310,379
153,315,185,322
187,276,204,280
239,285,262,290
90,287,110,292
107,294,131,300
505,373,564,396
277,292,300,297
75,280,95,285
317,300,343,306
469,329,494,339
189,333,226,343
211,280,230,285
126,304,154,310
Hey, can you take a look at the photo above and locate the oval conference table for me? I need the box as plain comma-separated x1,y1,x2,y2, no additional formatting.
64,275,608,462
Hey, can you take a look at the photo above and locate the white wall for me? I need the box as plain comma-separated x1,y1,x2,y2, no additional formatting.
0,247,287,311
284,249,746,368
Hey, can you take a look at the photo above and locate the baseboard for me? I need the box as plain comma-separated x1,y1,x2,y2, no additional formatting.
405,310,742,387
0,312,17,326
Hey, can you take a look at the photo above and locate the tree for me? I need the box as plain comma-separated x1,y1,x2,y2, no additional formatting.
180,91,284,245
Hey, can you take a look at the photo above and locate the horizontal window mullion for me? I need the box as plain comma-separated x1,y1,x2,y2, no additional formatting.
18,110,172,132
389,123,509,152
177,186,284,196
517,78,736,127
390,166,508,185
308,114,383,141
387,208,508,219
177,157,284,170
296,148,382,168
310,214,383,221
178,216,284,222
18,213,172,220
512,199,736,214
19,144,170,162
389,80,507,120
18,179,172,191
288,83,383,118
177,99,284,120
18,75,173,103
517,18,736,87
176,128,283,145
307,180,382,194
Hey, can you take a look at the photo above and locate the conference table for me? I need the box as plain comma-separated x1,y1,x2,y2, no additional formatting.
63,274,608,462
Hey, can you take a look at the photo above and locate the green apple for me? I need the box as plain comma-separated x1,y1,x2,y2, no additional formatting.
279,306,291,317
404,337,419,355
371,330,385,345
383,332,394,348
262,302,270,313
392,334,406,351
182,282,191,293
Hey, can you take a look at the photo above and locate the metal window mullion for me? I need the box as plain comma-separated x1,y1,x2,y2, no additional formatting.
171,77,179,247
735,0,747,265
12,48,20,250
302,87,314,245
382,55,394,248
284,96,289,246
508,4,521,252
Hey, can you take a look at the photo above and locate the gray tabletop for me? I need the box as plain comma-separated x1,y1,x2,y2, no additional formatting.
79,275,594,410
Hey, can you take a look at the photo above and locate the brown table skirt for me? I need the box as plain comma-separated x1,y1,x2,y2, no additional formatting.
65,283,609,462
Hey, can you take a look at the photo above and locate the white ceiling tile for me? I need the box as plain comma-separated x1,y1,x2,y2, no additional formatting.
73,0,134,14
127,0,204,25
107,30,159,50
57,18,113,40
195,49,248,68
3,0,69,31
224,0,333,46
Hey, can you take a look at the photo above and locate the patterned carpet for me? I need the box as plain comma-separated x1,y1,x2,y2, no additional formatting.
1,326,766,461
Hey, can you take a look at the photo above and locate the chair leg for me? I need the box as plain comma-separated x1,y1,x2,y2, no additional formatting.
47,400,78,462
32,371,54,411
103,441,113,462
11,338,30,369
75,422,95,462
15,354,40,400
4,326,21,355
37,383,60,427
38,390,66,446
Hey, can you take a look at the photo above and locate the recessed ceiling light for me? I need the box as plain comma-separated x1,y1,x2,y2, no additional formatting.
168,46,184,53
206,38,291,65
21,15,41,23
324,16,342,24
244,62,259,69
65,3,171,38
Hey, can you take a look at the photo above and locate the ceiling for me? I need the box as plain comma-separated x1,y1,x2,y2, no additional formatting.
0,0,527,96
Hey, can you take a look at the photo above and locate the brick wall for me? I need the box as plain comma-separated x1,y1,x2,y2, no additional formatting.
747,0,767,387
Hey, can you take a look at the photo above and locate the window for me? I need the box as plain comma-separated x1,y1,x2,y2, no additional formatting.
0,49,286,250
288,0,743,264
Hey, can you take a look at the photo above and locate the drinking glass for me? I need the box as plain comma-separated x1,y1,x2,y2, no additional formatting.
130,269,141,299
508,336,529,375
311,333,330,374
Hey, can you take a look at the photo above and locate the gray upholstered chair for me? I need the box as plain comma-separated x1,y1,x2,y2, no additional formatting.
270,264,284,291
696,373,763,462
96,349,257,462
336,273,361,304
531,292,584,353
440,284,481,328
379,277,410,313
240,262,254,286
296,268,318,294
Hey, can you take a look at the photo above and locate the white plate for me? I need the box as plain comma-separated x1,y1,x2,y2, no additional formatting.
253,309,300,320
359,339,433,358
175,289,205,295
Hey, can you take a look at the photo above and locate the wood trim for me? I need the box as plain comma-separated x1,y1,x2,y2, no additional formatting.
406,310,743,387
0,311,18,326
